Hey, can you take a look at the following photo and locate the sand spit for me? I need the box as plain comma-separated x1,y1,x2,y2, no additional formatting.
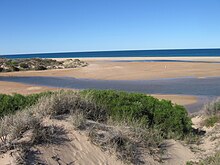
1,59,220,81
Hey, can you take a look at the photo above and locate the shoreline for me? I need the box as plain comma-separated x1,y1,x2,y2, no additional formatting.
1,57,220,80
51,56,220,62
0,80,198,107
0,57,219,112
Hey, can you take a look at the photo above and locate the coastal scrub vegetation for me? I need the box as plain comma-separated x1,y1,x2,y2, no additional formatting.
203,97,220,127
0,90,193,138
81,89,192,138
0,58,88,72
0,90,195,164
0,92,53,116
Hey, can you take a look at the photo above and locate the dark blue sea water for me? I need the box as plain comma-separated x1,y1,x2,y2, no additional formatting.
1,48,220,59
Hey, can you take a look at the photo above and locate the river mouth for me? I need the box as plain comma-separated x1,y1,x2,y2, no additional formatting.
0,76,220,113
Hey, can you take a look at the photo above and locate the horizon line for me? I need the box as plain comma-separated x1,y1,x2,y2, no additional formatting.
1,47,220,56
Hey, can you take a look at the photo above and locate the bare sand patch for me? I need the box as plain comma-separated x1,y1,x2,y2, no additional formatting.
152,94,197,106
53,57,220,62
33,118,124,165
1,59,220,80
0,81,57,95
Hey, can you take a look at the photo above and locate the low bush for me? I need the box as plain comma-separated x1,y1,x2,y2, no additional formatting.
0,92,53,117
19,63,29,69
35,65,47,70
0,58,88,72
0,90,195,164
0,89,193,138
81,90,192,138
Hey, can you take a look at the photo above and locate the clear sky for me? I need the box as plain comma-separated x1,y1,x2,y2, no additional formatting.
1,0,220,55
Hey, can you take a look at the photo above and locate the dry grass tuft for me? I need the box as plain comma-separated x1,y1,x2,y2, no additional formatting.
69,111,87,130
204,97,220,116
0,109,66,155
83,120,163,164
201,97,220,128
33,91,107,122
0,110,40,151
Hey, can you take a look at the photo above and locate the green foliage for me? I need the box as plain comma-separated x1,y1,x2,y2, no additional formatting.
0,92,53,117
35,65,47,70
204,116,220,127
0,89,192,138
0,58,88,72
81,90,192,138
19,62,29,69
186,161,194,165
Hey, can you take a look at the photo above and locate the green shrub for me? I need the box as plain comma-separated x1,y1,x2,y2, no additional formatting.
80,90,192,138
10,66,20,71
0,92,53,117
0,89,192,138
35,65,47,70
19,63,29,69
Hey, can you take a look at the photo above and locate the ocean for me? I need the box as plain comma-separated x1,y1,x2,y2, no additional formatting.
1,48,220,59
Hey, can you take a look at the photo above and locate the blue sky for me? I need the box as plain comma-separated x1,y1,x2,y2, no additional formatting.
1,0,220,54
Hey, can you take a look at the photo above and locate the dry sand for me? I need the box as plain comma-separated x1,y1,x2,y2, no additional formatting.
1,112,218,165
152,94,197,106
34,118,124,165
53,56,220,62
0,118,124,165
0,116,198,165
0,57,219,164
1,57,212,105
1,57,220,80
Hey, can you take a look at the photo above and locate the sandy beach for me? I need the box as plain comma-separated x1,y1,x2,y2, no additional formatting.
1,57,220,81
54,56,220,62
1,57,213,107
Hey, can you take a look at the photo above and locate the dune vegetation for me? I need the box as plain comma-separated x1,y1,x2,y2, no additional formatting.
0,90,220,164
203,97,220,127
0,58,88,72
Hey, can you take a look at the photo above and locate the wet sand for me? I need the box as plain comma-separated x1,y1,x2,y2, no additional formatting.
0,81,58,95
1,57,219,111
1,58,220,80
0,81,197,106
